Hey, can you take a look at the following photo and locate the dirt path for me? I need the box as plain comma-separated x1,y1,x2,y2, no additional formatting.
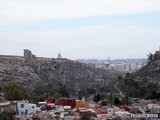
114,81,125,98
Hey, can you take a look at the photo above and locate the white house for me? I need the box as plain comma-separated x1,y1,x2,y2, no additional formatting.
17,101,36,115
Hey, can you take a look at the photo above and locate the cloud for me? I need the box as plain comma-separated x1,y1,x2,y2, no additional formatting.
0,0,160,26
0,25,160,59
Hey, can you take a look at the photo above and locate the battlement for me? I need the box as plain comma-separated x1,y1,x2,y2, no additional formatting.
154,47,160,60
155,51,160,60
24,49,36,66
24,49,36,59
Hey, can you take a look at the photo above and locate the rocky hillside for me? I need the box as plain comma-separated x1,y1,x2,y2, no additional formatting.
119,60,160,99
0,56,42,90
132,60,160,82
0,55,121,92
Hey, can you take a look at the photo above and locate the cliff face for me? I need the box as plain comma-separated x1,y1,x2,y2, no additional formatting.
0,56,42,90
0,55,120,91
119,60,160,99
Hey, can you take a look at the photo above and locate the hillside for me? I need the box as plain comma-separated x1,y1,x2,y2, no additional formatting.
119,60,160,99
0,51,121,93
0,55,42,90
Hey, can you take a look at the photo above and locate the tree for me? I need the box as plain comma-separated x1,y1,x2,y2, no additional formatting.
118,76,123,81
114,97,121,105
52,92,62,99
101,100,108,106
147,53,154,61
125,73,131,78
93,93,101,103
122,96,131,105
59,86,69,97
0,110,15,120
78,91,82,100
86,88,96,94
4,83,27,100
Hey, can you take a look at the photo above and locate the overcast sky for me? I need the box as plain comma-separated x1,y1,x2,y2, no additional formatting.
0,0,160,60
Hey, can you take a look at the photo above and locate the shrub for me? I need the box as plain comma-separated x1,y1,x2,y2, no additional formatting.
0,110,15,120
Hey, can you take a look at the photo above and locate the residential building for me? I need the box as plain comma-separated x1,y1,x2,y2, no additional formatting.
0,98,10,112
17,101,36,115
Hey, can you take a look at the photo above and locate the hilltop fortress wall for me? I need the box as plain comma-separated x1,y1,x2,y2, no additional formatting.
23,49,36,66
155,51,160,60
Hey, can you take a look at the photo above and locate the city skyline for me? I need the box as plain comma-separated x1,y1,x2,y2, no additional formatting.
0,0,160,60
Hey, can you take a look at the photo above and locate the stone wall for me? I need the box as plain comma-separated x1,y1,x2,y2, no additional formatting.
23,49,36,66
155,51,160,60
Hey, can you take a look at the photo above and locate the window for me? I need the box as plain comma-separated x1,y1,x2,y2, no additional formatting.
21,104,24,108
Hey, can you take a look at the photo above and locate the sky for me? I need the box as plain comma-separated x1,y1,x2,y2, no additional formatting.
0,0,160,60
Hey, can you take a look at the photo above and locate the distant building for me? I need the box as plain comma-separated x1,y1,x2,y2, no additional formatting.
95,63,104,69
130,63,138,72
124,64,130,72
115,64,124,72
57,52,62,59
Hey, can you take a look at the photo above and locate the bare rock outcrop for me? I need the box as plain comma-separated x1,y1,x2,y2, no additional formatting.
0,50,121,92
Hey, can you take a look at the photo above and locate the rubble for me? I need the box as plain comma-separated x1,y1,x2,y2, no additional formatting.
15,112,60,120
